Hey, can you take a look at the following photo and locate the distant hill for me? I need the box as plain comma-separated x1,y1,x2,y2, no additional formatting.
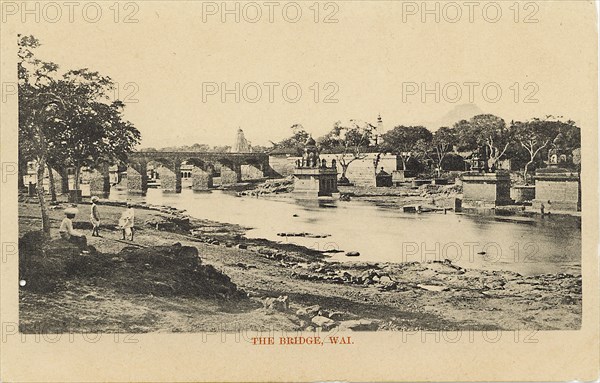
425,104,485,130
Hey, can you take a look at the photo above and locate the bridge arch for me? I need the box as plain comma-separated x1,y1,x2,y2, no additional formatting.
145,156,182,193
182,157,214,190
214,157,241,186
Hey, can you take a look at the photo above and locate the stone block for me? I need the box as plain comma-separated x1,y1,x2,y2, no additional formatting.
220,166,240,185
461,172,512,208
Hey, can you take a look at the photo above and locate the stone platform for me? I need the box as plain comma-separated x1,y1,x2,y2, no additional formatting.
293,167,338,197
532,169,580,212
461,172,512,209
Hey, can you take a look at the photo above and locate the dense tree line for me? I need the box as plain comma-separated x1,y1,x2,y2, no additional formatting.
271,114,581,182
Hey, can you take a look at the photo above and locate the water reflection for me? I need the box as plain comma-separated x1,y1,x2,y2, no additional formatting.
109,188,581,276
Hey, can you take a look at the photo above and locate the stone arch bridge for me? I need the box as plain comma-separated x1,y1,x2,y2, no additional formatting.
127,152,271,194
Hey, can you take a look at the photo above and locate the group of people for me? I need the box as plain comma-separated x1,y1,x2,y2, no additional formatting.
58,197,136,249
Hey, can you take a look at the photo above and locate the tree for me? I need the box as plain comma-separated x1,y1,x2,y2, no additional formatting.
211,145,231,153
414,127,457,176
317,119,374,182
510,117,581,182
511,120,554,183
251,145,269,153
431,127,458,173
48,70,140,199
455,114,510,170
380,125,433,171
19,35,141,238
270,124,310,155
18,35,63,235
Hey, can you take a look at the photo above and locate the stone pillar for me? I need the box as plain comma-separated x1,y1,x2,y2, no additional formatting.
241,164,265,180
191,166,213,190
220,164,241,185
127,164,147,195
158,163,182,193
89,165,111,198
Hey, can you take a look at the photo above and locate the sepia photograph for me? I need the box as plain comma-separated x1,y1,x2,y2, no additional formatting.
2,1,598,382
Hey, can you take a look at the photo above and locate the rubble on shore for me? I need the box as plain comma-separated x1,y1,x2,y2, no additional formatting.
237,176,295,197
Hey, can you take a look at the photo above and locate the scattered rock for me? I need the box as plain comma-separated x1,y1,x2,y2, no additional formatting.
337,319,379,331
234,262,256,270
328,311,346,321
296,305,321,318
417,284,449,292
378,281,398,291
311,315,336,330
318,309,330,318
83,293,104,301
346,251,360,257
264,295,289,312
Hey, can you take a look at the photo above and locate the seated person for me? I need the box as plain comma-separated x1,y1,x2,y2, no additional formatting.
59,207,88,249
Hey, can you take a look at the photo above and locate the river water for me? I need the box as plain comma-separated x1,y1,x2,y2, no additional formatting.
109,188,581,276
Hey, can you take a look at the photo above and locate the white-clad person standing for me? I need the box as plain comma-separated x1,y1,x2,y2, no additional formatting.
119,203,135,241
90,196,101,237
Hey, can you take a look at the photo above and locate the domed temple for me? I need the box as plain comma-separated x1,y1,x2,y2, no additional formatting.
293,136,338,197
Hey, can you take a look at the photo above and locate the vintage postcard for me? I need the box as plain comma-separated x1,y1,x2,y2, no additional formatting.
1,1,599,382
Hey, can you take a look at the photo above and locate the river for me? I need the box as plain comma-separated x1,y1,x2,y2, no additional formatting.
109,188,581,276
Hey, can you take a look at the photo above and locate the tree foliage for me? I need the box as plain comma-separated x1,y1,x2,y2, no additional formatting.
510,117,580,182
317,120,374,181
454,114,510,169
270,124,310,155
18,34,140,233
380,125,432,170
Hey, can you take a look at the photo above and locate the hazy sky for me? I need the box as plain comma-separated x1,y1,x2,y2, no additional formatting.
12,1,598,148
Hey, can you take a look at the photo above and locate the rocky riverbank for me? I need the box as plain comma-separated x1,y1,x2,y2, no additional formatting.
339,183,463,209
237,176,295,197
18,200,581,332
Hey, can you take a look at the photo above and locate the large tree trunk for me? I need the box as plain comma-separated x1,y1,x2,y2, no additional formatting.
373,153,382,176
61,168,69,194
436,156,445,177
18,157,26,191
523,160,533,185
400,156,408,171
47,163,57,202
73,164,81,191
71,163,82,203
339,163,349,182
36,160,51,236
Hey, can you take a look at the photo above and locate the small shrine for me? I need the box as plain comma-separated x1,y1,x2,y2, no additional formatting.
293,136,338,197
375,167,393,187
532,133,581,212
460,146,512,209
